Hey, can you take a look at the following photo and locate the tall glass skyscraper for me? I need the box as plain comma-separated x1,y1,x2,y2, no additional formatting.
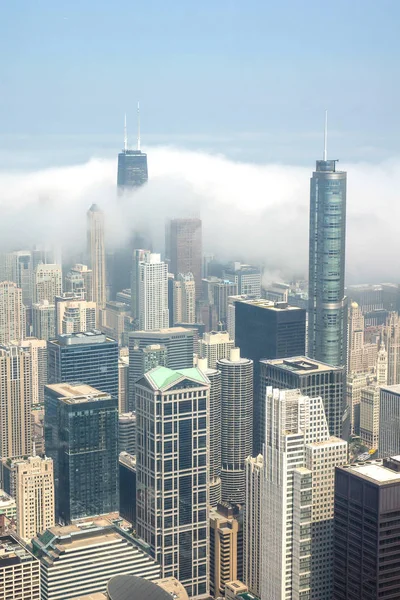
308,153,347,368
117,109,148,191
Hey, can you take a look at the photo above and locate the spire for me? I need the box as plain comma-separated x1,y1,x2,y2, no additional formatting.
137,101,141,151
124,113,128,152
323,110,328,161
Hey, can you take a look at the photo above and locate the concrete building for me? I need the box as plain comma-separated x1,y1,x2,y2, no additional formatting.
135,366,210,599
218,349,253,504
118,352,129,413
260,356,345,444
334,461,400,599
166,218,202,300
379,384,400,457
173,273,196,325
244,455,263,598
223,263,261,298
0,282,25,344
11,251,33,309
131,249,151,320
359,342,388,450
55,295,97,335
118,412,136,455
235,299,306,454
383,311,400,385
64,264,93,301
32,519,160,600
210,503,241,598
262,388,347,600
308,154,347,368
33,263,62,304
9,337,47,405
138,253,169,331
87,204,106,310
32,300,55,340
16,455,55,541
119,452,136,526
44,383,118,524
0,345,32,459
100,301,133,344
0,534,40,600
0,489,16,520
202,277,238,327
47,330,119,401
224,581,250,600
198,331,235,369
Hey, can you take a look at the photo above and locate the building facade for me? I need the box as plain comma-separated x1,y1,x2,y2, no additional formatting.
55,295,97,335
0,281,25,344
244,454,263,599
9,337,47,405
33,263,62,304
32,300,55,340
198,331,235,370
173,273,196,325
87,204,106,310
0,535,40,600
379,384,400,457
210,503,241,598
138,254,169,331
167,218,202,300
223,263,261,297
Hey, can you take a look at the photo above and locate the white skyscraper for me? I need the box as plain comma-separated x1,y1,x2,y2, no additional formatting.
173,272,196,324
198,330,235,369
12,251,33,308
262,387,347,600
10,338,47,405
138,253,169,331
32,300,55,341
0,281,26,344
87,204,106,310
55,295,97,335
244,454,263,598
33,263,62,304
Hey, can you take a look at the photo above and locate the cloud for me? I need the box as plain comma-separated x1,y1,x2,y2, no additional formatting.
0,146,399,284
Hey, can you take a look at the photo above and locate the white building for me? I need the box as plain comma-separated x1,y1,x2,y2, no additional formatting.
244,454,263,598
379,384,400,457
138,254,169,331
55,295,97,335
16,455,55,541
33,263,62,304
198,331,235,369
0,534,40,600
87,204,106,310
262,388,347,600
64,264,93,301
9,338,47,405
32,300,55,341
360,342,387,450
173,272,196,324
0,281,26,344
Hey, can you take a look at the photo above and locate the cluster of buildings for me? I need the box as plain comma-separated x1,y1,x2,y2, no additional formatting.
1,121,400,600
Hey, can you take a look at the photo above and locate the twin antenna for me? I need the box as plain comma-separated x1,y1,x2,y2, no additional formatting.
124,102,141,152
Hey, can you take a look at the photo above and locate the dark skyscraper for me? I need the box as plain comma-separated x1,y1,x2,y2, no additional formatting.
235,299,306,454
117,107,148,191
308,116,347,367
166,218,202,300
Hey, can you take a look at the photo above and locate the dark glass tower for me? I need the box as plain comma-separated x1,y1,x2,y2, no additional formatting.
308,124,347,367
117,109,148,191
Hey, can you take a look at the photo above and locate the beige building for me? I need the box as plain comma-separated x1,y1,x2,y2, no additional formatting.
0,490,16,520
210,503,241,598
100,301,132,344
347,372,369,436
118,351,129,413
156,577,189,600
244,455,263,598
16,455,55,541
10,338,47,405
0,534,40,600
0,282,25,345
225,581,249,600
360,342,388,451
198,330,235,369
173,272,196,325
55,295,97,335
0,345,32,459
33,263,62,304
87,204,106,310
65,263,93,301
32,300,55,340
383,312,400,385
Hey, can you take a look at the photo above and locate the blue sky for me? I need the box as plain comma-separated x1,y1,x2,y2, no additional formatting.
1,0,399,165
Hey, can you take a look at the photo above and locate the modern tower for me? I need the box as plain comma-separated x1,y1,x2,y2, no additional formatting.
0,281,26,344
44,383,118,524
379,384,400,457
173,272,196,325
138,253,169,331
11,251,33,309
16,454,55,541
308,115,347,367
135,366,210,599
87,203,106,310
9,337,47,405
244,454,263,598
131,249,151,320
218,348,253,504
32,300,55,340
47,330,119,401
64,263,93,301
223,262,261,297
0,345,33,459
166,218,202,300
198,330,235,369
117,106,149,191
334,460,400,599
33,263,62,304
55,294,97,335
262,388,347,600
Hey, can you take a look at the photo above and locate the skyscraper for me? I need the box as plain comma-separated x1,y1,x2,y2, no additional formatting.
308,120,347,367
44,383,118,524
11,251,33,309
173,273,196,325
55,294,97,335
167,218,202,300
138,253,169,330
16,455,55,541
87,203,106,310
223,262,261,297
0,345,33,459
117,108,148,191
0,535,40,600
198,330,235,369
334,461,400,599
131,249,151,319
262,388,347,600
47,330,119,401
64,263,93,301
218,348,253,504
9,338,47,405
244,454,263,599
0,281,26,344
379,384,400,457
32,300,55,340
135,366,210,598
383,311,400,384
33,263,62,304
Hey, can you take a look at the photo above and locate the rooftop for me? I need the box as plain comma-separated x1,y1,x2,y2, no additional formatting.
380,384,400,395
144,366,209,390
0,535,36,566
342,461,400,484
238,299,302,311
261,356,343,373
45,383,111,404
50,330,116,346
130,327,193,337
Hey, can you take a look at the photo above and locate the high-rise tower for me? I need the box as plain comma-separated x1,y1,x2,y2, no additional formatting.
87,203,106,310
308,114,347,367
166,218,202,300
117,106,148,191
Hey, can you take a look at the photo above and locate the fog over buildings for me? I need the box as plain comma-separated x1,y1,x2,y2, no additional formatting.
0,146,400,282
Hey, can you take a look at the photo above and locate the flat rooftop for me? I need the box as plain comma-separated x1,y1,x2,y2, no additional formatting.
380,384,400,395
51,330,115,346
0,536,35,565
130,327,193,336
238,299,302,311
45,383,111,404
262,356,343,373
343,462,400,484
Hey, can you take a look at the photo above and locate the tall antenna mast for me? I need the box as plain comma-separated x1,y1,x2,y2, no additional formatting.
137,101,141,151
323,109,328,161
124,113,128,152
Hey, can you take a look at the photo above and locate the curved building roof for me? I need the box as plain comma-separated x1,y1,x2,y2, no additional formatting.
107,576,171,600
